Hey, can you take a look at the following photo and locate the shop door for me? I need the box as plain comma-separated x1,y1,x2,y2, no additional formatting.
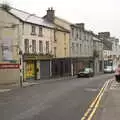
40,60,50,79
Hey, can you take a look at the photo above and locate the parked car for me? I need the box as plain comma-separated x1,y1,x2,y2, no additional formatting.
104,66,113,73
77,68,94,78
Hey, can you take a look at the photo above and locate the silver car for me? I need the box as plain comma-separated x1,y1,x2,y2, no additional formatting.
104,66,113,73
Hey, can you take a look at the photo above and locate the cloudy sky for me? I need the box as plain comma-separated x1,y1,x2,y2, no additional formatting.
0,0,120,38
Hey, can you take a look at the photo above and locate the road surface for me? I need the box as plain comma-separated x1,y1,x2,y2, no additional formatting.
0,74,113,120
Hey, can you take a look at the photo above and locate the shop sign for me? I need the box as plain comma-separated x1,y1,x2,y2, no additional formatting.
0,64,19,69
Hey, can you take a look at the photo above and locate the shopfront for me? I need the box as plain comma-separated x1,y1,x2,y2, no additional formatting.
23,54,53,81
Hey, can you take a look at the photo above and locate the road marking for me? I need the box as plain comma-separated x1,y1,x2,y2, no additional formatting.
81,79,111,120
84,88,98,92
87,80,109,120
0,89,11,93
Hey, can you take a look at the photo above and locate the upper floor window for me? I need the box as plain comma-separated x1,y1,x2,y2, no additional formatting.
64,47,67,56
80,44,82,53
84,33,86,40
71,27,74,38
72,43,75,54
31,25,36,35
39,27,43,36
64,33,66,44
24,39,29,53
76,32,79,40
76,43,79,54
39,41,43,53
54,47,56,57
54,30,57,42
32,40,36,53
46,41,49,53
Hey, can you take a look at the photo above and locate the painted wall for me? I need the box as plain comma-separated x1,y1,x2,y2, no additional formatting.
53,30,70,58
55,18,71,30
71,27,93,58
23,23,54,54
54,18,70,58
0,8,20,63
0,69,20,84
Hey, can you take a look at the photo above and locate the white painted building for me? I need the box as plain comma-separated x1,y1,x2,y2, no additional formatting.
109,37,120,67
0,4,55,82
71,23,93,58
92,34,104,73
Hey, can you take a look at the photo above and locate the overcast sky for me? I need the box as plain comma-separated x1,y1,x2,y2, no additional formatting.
0,0,120,39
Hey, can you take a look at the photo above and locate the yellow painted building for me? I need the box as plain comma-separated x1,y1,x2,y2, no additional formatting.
53,27,70,58
44,8,71,58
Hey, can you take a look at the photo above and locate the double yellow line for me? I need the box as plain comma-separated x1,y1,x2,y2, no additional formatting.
81,79,112,120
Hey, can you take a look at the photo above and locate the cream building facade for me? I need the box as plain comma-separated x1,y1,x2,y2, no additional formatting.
0,4,55,83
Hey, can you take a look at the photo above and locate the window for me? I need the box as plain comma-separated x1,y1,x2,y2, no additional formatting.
79,31,81,40
76,43,79,54
39,27,43,36
64,47,67,56
80,44,81,53
84,34,86,40
32,40,36,53
71,27,74,38
72,43,75,54
54,47,56,57
64,33,66,44
54,30,57,42
31,25,36,35
24,39,29,53
46,41,49,53
76,32,79,40
39,41,43,53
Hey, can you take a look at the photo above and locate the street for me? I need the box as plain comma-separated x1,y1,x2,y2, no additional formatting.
0,74,113,120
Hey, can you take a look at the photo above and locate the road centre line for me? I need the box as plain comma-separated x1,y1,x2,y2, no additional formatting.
81,79,111,120
87,79,110,120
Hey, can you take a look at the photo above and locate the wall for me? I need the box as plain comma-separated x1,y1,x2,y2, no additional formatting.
23,23,54,54
55,18,71,30
53,30,70,58
71,27,93,58
54,17,70,58
0,69,19,84
0,8,20,62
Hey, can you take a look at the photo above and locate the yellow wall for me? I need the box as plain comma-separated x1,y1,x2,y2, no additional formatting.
55,18,71,30
54,18,70,58
53,30,70,58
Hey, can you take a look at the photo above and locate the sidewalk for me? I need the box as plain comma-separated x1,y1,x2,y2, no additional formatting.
0,75,77,92
0,73,105,92
94,79,120,120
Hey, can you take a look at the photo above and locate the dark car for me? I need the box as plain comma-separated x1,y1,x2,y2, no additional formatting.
77,68,94,78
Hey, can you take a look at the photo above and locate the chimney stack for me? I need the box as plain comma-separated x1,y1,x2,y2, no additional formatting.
46,7,55,22
98,32,110,39
76,23,85,30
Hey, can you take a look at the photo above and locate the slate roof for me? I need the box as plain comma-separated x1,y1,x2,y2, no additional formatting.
0,4,55,28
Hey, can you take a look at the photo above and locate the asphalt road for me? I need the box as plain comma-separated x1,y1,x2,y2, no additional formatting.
0,74,113,120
